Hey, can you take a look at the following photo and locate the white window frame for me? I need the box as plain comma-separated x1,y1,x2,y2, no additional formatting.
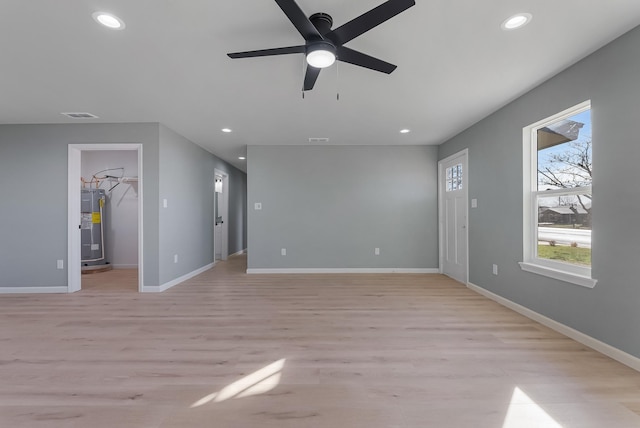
519,100,597,288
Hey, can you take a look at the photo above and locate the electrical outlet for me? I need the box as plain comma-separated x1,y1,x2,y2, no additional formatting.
492,264,498,275
471,198,478,208
255,202,262,210
57,260,64,270
374,248,380,256
174,254,178,263
281,248,286,256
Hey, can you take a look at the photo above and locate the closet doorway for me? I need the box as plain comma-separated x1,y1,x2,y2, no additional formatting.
68,144,143,292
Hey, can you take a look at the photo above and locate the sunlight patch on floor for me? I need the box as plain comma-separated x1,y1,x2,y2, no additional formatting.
190,358,286,408
502,387,563,428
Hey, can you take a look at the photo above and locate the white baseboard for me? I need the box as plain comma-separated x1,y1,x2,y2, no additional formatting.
113,264,138,269
142,263,214,293
247,268,439,274
467,281,640,373
0,286,69,294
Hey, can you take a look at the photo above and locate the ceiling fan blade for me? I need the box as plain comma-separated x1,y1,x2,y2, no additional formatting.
228,45,305,59
337,47,397,74
326,0,415,46
303,65,321,91
274,0,322,41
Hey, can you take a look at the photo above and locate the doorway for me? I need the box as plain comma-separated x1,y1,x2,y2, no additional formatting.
214,169,229,263
438,149,468,284
68,144,143,292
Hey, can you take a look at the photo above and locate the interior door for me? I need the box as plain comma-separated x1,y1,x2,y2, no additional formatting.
214,175,223,262
440,151,468,284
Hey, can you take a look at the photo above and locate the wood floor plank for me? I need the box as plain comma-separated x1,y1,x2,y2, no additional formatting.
1,254,640,427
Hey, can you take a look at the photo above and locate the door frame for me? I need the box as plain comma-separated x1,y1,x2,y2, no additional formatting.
213,169,229,262
438,148,469,284
68,144,144,292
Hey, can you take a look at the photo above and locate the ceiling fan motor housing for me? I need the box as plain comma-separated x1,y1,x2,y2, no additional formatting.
306,40,336,56
309,13,333,35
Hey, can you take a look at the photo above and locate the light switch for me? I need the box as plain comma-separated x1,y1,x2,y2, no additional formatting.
163,199,168,208
471,198,478,208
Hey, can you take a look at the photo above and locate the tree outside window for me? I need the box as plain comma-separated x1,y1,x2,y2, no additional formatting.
535,108,592,267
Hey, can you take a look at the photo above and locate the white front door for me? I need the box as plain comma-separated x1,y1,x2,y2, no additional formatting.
439,150,468,284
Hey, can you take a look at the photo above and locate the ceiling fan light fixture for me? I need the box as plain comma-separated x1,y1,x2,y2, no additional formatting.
306,42,336,68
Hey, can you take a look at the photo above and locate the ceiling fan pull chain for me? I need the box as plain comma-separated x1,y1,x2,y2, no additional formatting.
336,60,340,101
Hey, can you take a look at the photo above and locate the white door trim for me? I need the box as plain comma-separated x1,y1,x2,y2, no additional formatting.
214,169,229,261
68,144,144,293
438,148,469,284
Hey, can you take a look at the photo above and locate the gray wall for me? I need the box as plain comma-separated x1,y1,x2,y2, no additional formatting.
158,125,247,284
247,145,438,269
0,123,160,287
439,25,640,358
0,122,246,290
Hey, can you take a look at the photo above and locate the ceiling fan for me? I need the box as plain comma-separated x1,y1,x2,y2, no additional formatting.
227,0,416,91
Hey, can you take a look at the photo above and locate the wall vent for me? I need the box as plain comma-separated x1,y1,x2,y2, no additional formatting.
308,137,329,143
61,112,99,119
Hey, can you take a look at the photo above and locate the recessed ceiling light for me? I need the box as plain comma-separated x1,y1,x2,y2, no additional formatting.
238,156,246,160
92,12,125,30
501,13,532,30
222,128,232,133
400,129,411,134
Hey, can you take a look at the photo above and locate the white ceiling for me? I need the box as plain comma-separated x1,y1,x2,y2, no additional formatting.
2,1,640,172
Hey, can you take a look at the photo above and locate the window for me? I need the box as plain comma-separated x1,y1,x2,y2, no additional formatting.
446,163,463,192
520,101,596,288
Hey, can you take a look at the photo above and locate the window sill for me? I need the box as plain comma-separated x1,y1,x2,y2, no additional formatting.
518,262,597,288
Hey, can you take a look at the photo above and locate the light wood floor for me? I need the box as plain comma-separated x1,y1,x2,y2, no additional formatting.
2,255,640,427
81,268,138,292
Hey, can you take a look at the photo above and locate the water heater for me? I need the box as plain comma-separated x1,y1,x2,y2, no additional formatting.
81,189,111,271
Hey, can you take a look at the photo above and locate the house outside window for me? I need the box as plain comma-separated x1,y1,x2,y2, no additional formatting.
520,100,596,288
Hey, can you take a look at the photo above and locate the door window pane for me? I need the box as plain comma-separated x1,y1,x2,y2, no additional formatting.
446,164,463,192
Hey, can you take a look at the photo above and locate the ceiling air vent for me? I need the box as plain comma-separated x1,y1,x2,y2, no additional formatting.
308,137,329,143
61,112,99,119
